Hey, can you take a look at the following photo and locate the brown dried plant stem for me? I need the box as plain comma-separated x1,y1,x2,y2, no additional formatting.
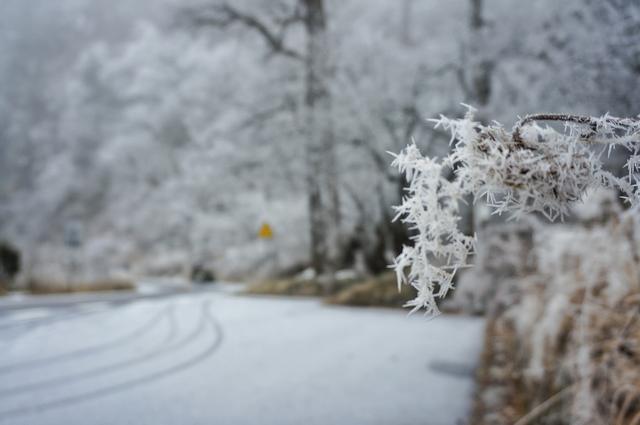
517,113,597,128
512,114,597,145
512,113,640,145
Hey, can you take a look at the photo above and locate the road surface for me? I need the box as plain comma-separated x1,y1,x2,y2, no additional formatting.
0,286,484,425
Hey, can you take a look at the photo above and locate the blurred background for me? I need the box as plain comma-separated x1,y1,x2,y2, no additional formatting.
0,1,639,424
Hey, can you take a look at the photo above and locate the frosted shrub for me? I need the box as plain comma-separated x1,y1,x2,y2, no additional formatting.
477,205,640,424
392,107,640,314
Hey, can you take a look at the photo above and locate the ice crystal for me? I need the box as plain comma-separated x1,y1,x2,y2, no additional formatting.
392,107,640,314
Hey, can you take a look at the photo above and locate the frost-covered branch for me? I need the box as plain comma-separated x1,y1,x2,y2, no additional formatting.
392,107,640,314
513,113,640,146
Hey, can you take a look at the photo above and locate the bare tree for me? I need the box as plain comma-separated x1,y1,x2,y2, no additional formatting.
456,0,495,237
469,0,492,108
302,0,341,279
458,0,493,112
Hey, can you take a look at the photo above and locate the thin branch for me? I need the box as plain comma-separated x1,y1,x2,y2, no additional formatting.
513,113,640,145
233,100,294,132
380,116,402,147
455,44,473,99
516,113,596,129
350,137,396,180
186,2,305,62
273,1,305,31
343,181,367,217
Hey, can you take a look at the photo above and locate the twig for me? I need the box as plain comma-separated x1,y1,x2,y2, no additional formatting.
512,113,640,146
513,114,597,145
516,113,596,129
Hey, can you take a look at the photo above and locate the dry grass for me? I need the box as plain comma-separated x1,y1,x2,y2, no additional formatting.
470,312,536,425
245,277,325,297
326,272,417,308
471,289,640,425
28,279,135,295
245,272,417,308
245,274,358,297
587,293,640,425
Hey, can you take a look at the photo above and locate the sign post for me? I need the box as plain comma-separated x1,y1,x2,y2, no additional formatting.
258,222,278,273
64,221,83,289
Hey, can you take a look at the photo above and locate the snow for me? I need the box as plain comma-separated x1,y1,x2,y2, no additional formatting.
0,291,484,425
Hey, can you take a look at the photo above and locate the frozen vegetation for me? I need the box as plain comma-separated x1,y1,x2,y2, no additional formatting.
392,109,640,314
1,0,640,424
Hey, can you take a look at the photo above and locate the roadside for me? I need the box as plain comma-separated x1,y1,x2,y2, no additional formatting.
0,280,232,312
245,271,417,309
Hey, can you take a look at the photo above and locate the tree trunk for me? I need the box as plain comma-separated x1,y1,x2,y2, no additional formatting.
460,0,494,238
400,0,414,45
302,0,341,279
469,0,493,110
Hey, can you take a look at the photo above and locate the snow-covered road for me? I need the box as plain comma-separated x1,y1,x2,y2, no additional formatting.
0,289,484,425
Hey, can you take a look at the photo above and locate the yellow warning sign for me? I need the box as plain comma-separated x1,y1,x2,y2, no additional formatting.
258,223,274,239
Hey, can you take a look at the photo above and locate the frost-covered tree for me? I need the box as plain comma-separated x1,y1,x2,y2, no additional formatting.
57,25,308,279
330,0,465,273
0,0,200,280
182,1,471,278
184,0,342,279
392,107,640,314
3,0,638,286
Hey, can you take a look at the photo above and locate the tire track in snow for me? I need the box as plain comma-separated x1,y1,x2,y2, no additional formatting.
0,306,112,331
0,303,137,349
0,305,178,398
0,305,172,374
0,298,224,420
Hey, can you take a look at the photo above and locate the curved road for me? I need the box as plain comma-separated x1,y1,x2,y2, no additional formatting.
0,286,484,425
